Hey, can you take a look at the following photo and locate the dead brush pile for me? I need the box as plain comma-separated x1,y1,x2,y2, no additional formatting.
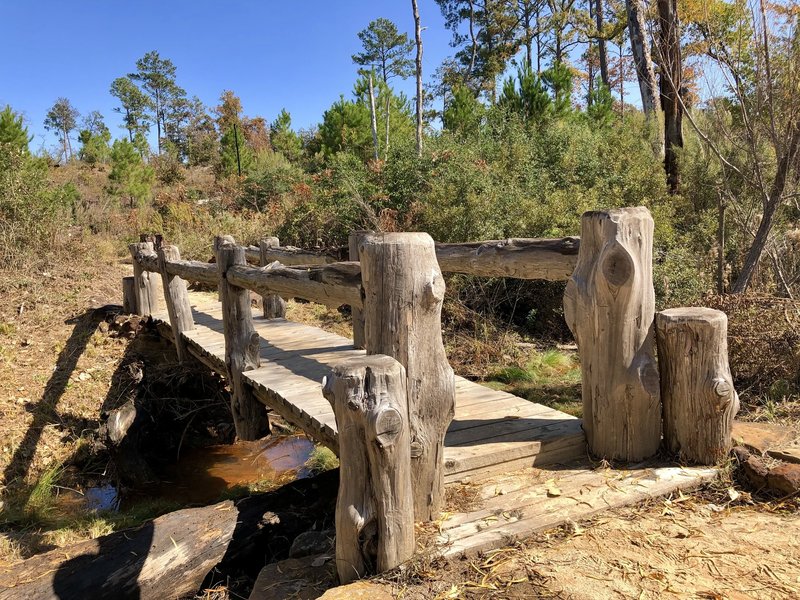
704,294,800,404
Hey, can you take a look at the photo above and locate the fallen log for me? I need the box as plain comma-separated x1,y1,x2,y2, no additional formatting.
0,470,338,600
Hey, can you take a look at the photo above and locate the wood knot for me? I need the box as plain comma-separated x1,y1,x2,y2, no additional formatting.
410,441,423,458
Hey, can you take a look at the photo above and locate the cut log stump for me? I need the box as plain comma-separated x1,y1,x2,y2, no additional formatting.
359,232,455,521
656,307,739,464
563,207,661,461
157,244,195,362
322,355,414,584
129,242,161,316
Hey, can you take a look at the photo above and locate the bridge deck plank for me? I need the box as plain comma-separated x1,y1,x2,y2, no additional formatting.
152,295,586,482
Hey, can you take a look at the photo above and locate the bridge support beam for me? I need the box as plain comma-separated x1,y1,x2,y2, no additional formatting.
323,354,414,584
128,241,160,317
216,235,270,440
259,237,287,319
348,230,370,349
157,244,195,362
360,232,455,522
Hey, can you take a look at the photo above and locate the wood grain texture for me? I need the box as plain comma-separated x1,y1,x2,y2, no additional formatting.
435,237,580,280
656,307,740,464
360,232,455,521
122,276,137,314
157,245,195,362
563,208,661,460
322,355,414,583
227,262,362,309
164,259,217,286
129,242,160,316
348,231,371,349
259,237,287,319
215,235,269,440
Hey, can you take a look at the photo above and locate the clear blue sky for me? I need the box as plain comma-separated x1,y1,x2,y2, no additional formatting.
0,1,454,153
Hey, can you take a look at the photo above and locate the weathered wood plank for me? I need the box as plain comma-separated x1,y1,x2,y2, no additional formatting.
435,237,580,280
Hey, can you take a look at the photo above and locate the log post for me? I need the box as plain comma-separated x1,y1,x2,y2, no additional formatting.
322,355,414,584
359,232,455,521
563,207,662,461
122,277,137,314
157,244,195,362
348,230,370,349
215,235,269,440
655,307,740,464
259,237,287,319
128,241,160,316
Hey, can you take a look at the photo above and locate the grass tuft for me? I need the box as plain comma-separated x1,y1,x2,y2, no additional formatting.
305,445,339,474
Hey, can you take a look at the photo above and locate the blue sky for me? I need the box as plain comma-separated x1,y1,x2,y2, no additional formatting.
1,1,454,153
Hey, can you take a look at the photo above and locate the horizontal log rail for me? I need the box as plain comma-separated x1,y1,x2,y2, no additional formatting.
435,237,580,280
243,245,345,266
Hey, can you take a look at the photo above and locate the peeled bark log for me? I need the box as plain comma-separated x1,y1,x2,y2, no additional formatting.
656,308,739,464
165,259,218,286
0,470,339,600
129,242,161,316
158,245,195,362
259,237,287,319
226,262,362,309
322,355,414,584
258,246,342,266
216,235,269,441
435,237,579,280
348,231,370,349
359,232,455,521
122,276,137,314
564,208,661,461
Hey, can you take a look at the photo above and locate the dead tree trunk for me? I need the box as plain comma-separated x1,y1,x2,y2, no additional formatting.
215,235,269,440
658,0,684,193
322,355,414,584
348,230,370,349
359,232,455,521
626,0,662,154
655,308,740,464
564,208,662,461
157,244,195,362
259,237,287,319
129,242,160,316
412,0,424,156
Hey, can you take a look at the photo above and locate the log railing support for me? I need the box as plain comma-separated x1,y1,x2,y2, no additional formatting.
129,241,160,316
359,232,455,521
322,355,414,584
656,307,740,464
348,230,370,349
157,244,195,362
259,237,287,319
215,235,269,440
122,276,137,314
563,207,662,461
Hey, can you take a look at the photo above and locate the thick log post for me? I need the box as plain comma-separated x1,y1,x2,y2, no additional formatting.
157,244,195,362
359,232,455,521
259,237,287,319
348,230,370,349
656,308,740,464
322,355,414,584
215,235,269,440
563,207,661,460
128,242,160,316
122,277,136,314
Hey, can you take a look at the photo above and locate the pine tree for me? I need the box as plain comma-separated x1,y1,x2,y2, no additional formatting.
130,51,185,154
44,97,80,162
0,105,31,154
110,76,151,144
108,139,154,207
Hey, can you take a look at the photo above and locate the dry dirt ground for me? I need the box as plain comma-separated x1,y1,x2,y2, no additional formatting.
1,247,799,600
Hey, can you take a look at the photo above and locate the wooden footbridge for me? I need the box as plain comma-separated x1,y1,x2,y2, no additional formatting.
124,208,737,586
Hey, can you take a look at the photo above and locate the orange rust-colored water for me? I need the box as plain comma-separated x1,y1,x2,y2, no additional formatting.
56,435,316,513
153,435,316,504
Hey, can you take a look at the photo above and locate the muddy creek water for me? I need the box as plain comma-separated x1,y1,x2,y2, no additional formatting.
57,435,316,513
